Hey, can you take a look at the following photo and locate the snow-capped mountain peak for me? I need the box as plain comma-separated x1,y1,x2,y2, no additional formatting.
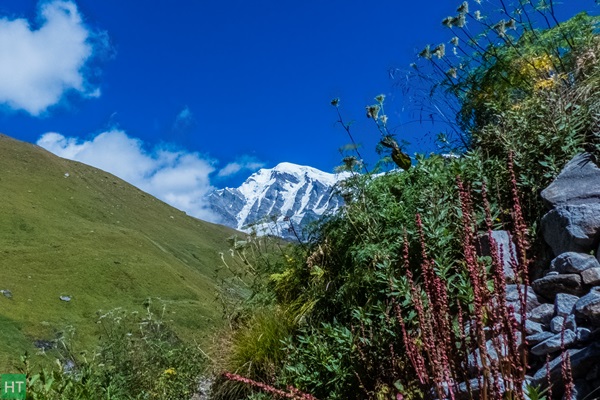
206,162,349,239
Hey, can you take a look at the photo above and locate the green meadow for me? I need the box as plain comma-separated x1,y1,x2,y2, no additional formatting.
0,134,235,370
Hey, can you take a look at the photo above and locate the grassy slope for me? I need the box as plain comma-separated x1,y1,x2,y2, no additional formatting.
0,134,236,369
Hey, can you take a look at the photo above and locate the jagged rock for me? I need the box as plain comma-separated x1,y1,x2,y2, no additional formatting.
476,230,517,282
540,157,600,258
540,153,600,208
581,267,600,286
541,204,600,255
532,274,585,300
577,327,592,342
526,331,554,345
550,316,564,333
451,377,535,400
532,342,600,390
467,333,522,374
530,329,576,356
550,252,600,274
505,284,541,313
575,287,600,325
451,377,510,400
525,320,545,335
550,314,576,334
554,293,580,317
529,303,554,325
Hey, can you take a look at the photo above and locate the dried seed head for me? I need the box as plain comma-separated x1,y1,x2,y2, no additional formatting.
419,45,432,59
442,16,454,28
493,20,507,36
366,104,380,119
433,43,446,59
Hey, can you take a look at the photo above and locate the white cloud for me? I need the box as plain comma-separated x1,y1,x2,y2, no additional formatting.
37,130,220,222
0,1,103,115
217,156,265,178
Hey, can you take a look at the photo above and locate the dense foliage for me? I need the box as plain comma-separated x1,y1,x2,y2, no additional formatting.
21,305,206,399
212,2,600,399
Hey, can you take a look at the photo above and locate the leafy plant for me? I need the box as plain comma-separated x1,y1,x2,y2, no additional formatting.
21,304,206,399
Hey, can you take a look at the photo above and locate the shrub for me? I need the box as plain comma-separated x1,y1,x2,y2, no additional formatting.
21,305,205,399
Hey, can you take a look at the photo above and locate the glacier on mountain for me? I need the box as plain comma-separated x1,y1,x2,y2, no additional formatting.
206,162,350,240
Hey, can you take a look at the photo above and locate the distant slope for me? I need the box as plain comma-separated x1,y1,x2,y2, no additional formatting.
0,134,236,368
207,162,348,239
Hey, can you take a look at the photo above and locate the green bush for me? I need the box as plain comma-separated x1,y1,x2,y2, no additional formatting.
21,305,205,399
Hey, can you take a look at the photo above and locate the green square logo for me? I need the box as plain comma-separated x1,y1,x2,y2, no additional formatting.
1,374,26,400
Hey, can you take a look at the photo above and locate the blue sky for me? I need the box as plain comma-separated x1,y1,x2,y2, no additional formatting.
0,0,596,221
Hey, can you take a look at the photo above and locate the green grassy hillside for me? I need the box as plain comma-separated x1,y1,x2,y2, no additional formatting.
0,134,236,370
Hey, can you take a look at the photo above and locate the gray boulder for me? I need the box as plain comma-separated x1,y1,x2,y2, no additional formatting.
525,320,545,335
542,204,600,255
529,303,554,325
532,342,600,394
550,252,600,274
505,284,541,313
532,274,585,300
476,230,517,282
575,287,600,325
467,332,523,374
530,329,576,356
577,327,592,342
554,293,580,317
581,267,600,286
550,314,576,334
526,331,554,346
540,153,600,208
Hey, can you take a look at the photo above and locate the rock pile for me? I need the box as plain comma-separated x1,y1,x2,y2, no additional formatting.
527,153,600,397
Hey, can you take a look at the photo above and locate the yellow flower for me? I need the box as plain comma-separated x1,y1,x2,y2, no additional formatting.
533,78,555,91
164,368,177,376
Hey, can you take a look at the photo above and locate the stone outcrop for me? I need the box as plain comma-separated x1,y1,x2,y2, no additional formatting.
525,153,600,398
541,153,600,256
456,154,600,399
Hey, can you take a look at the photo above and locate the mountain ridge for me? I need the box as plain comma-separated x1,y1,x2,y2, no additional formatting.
207,162,350,239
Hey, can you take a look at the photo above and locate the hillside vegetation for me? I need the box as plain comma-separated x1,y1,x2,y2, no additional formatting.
0,134,235,370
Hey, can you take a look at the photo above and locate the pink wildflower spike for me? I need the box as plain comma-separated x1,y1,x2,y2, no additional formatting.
223,372,318,400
